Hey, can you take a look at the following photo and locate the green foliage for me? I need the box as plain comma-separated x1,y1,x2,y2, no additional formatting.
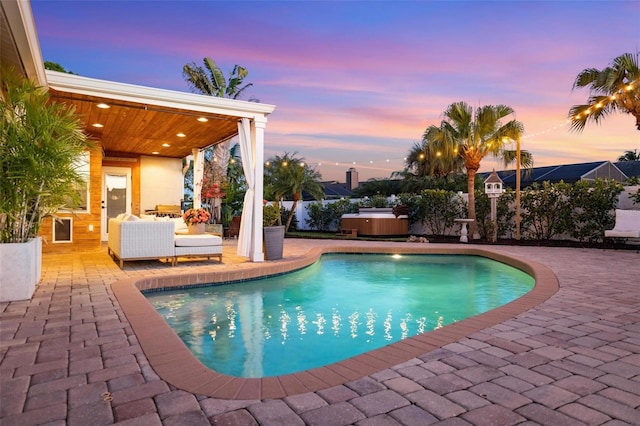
396,193,422,225
519,180,622,242
567,180,623,243
415,189,465,235
44,61,77,74
263,203,281,226
474,190,516,239
360,194,389,208
1,68,89,243
264,152,324,232
352,179,403,197
182,57,253,99
305,199,357,232
569,52,640,132
630,187,640,204
520,182,572,240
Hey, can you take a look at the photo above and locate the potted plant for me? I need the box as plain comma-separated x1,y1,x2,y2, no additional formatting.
182,208,211,234
1,68,89,302
263,201,284,260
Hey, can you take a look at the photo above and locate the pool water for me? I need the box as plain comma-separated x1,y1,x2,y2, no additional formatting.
146,254,534,378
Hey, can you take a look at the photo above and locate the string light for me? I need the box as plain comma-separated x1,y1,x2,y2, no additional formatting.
259,78,637,174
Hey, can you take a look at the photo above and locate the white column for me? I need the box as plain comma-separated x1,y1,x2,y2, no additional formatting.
251,117,266,262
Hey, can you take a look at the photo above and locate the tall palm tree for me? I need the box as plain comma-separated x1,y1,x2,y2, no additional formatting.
424,102,524,237
569,52,640,132
264,152,324,232
182,57,253,221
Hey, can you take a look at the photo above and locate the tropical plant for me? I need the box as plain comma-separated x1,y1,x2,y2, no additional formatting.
423,102,524,236
569,52,640,132
403,140,464,178
263,202,280,227
182,57,254,219
1,67,88,244
264,152,325,232
618,149,640,161
183,57,253,99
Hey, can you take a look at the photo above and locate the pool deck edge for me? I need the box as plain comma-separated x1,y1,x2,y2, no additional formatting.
111,244,560,400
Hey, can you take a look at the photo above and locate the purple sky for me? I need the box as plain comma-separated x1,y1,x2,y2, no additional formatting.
32,1,640,182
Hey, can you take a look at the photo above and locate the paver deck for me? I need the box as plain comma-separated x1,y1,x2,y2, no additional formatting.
1,239,639,425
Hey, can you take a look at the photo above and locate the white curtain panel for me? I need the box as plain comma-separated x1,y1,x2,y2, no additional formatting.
193,148,204,209
237,118,254,257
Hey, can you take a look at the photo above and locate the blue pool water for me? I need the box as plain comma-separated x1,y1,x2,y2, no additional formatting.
146,254,534,378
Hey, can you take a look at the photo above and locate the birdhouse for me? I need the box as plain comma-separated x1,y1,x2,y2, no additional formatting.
484,169,504,198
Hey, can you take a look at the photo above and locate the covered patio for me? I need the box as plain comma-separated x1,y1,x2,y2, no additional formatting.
2,0,276,262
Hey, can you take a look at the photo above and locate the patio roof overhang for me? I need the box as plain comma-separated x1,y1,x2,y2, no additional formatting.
46,71,275,158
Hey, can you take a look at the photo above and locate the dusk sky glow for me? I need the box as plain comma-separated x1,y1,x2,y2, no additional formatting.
31,1,640,182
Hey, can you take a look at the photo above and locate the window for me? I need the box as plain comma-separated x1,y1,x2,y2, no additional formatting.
59,152,90,213
52,217,73,243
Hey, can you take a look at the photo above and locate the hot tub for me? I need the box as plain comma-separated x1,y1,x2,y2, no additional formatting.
341,208,409,236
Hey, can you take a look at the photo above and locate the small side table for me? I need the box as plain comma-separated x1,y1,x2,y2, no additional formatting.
205,224,223,237
454,219,475,243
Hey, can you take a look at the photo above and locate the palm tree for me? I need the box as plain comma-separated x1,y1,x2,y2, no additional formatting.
618,149,640,161
264,152,324,232
569,52,640,132
182,57,254,221
424,102,524,237
182,57,253,99
404,140,463,178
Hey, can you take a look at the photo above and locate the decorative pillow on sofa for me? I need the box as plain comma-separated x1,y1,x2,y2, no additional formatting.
170,217,188,233
140,214,156,221
116,213,126,220
126,215,140,221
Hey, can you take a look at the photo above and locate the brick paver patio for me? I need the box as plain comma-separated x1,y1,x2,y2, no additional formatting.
1,239,639,425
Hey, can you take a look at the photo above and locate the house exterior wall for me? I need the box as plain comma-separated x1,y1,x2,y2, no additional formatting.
40,145,103,253
140,156,184,212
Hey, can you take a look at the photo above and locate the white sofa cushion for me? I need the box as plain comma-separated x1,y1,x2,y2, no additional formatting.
170,217,188,232
174,234,222,247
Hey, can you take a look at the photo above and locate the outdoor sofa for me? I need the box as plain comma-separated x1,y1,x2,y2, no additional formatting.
107,215,222,268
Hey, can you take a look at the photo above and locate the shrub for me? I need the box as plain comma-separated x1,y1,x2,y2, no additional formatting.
568,179,623,243
305,199,357,232
474,190,516,239
416,189,465,236
520,181,572,240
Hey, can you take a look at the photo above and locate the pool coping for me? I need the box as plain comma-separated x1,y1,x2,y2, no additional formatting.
111,245,559,400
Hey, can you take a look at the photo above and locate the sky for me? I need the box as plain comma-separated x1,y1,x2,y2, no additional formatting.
31,0,640,182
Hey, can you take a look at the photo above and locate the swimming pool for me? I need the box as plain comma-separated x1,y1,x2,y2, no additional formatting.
146,253,534,378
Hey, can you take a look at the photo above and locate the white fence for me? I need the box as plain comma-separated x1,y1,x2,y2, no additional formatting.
282,185,639,238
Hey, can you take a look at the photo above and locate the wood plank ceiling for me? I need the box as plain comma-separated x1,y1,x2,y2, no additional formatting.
48,88,239,158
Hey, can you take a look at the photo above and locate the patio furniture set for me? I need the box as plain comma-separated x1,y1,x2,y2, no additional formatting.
107,215,222,268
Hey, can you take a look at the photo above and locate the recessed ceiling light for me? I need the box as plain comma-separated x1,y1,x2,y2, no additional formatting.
176,133,186,138
92,123,104,128
151,151,159,155
162,143,170,147
197,117,208,122
97,103,110,109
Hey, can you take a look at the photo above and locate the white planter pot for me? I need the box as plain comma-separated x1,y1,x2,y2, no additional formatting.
0,237,42,302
